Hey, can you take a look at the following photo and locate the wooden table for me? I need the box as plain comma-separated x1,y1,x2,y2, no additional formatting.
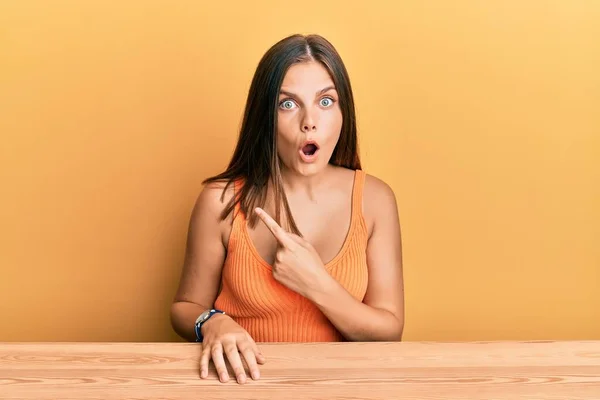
1,341,599,399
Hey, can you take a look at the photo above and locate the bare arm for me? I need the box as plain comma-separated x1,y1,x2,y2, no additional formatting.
310,176,405,341
172,182,265,384
170,182,231,342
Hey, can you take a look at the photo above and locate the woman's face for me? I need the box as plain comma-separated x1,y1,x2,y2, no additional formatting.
276,61,342,176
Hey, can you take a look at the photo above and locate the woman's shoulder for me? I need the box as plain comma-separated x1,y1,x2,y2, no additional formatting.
359,171,400,233
363,172,396,203
334,167,397,205
193,179,237,222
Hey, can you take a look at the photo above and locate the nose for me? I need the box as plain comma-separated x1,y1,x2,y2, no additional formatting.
302,123,316,132
301,110,317,132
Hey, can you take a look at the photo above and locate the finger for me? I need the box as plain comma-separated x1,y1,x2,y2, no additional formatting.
199,347,211,379
211,344,229,383
287,233,307,247
239,343,260,380
250,340,266,364
224,343,247,384
257,353,266,364
255,207,297,248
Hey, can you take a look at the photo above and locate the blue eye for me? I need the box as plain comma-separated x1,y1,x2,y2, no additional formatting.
320,97,334,107
279,100,296,110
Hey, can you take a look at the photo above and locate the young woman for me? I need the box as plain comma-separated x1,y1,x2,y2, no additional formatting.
170,34,404,384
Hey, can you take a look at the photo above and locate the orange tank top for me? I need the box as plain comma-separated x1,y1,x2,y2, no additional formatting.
213,169,369,342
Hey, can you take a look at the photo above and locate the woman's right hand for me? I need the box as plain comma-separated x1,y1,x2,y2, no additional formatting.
199,314,266,384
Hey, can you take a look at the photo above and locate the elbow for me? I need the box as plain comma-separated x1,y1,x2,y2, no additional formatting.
384,326,403,342
169,302,180,336
382,309,404,341
388,315,404,342
394,326,404,342
169,301,189,341
396,316,405,341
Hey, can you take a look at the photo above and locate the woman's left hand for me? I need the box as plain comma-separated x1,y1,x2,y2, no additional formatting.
254,207,332,300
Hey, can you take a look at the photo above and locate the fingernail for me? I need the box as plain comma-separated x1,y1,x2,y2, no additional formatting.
251,370,260,380
220,373,228,382
200,370,207,379
238,374,246,384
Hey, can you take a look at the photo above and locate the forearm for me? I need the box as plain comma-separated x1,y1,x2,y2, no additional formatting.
309,276,404,342
170,301,209,342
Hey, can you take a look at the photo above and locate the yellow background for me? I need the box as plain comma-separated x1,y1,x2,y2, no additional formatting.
1,1,598,342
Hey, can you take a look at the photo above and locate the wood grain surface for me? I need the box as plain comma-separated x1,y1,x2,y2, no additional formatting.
1,341,599,399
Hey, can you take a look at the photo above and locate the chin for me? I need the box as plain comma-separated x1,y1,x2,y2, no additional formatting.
295,162,327,176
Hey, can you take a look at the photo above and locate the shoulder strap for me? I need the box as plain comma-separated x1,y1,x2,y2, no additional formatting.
351,169,366,218
232,178,245,221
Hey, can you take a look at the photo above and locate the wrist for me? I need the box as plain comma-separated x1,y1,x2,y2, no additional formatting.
308,271,336,304
194,309,227,342
200,312,229,335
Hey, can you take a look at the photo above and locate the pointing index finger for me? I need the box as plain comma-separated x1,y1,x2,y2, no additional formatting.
254,207,295,248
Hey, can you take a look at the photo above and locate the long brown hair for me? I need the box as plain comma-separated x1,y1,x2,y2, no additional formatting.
204,34,361,235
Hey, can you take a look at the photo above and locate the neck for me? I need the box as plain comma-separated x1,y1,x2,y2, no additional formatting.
278,163,335,195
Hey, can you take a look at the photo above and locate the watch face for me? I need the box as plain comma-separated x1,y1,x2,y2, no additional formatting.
196,310,211,324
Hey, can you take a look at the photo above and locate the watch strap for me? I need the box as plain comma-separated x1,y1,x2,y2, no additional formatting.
194,309,225,343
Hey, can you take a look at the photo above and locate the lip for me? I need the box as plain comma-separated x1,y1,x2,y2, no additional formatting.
299,140,320,163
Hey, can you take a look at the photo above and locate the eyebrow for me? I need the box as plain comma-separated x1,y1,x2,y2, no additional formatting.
279,85,337,98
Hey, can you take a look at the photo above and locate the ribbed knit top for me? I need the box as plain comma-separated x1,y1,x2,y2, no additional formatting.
213,169,369,342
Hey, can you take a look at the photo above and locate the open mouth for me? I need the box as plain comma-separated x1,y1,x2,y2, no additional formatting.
301,142,319,156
